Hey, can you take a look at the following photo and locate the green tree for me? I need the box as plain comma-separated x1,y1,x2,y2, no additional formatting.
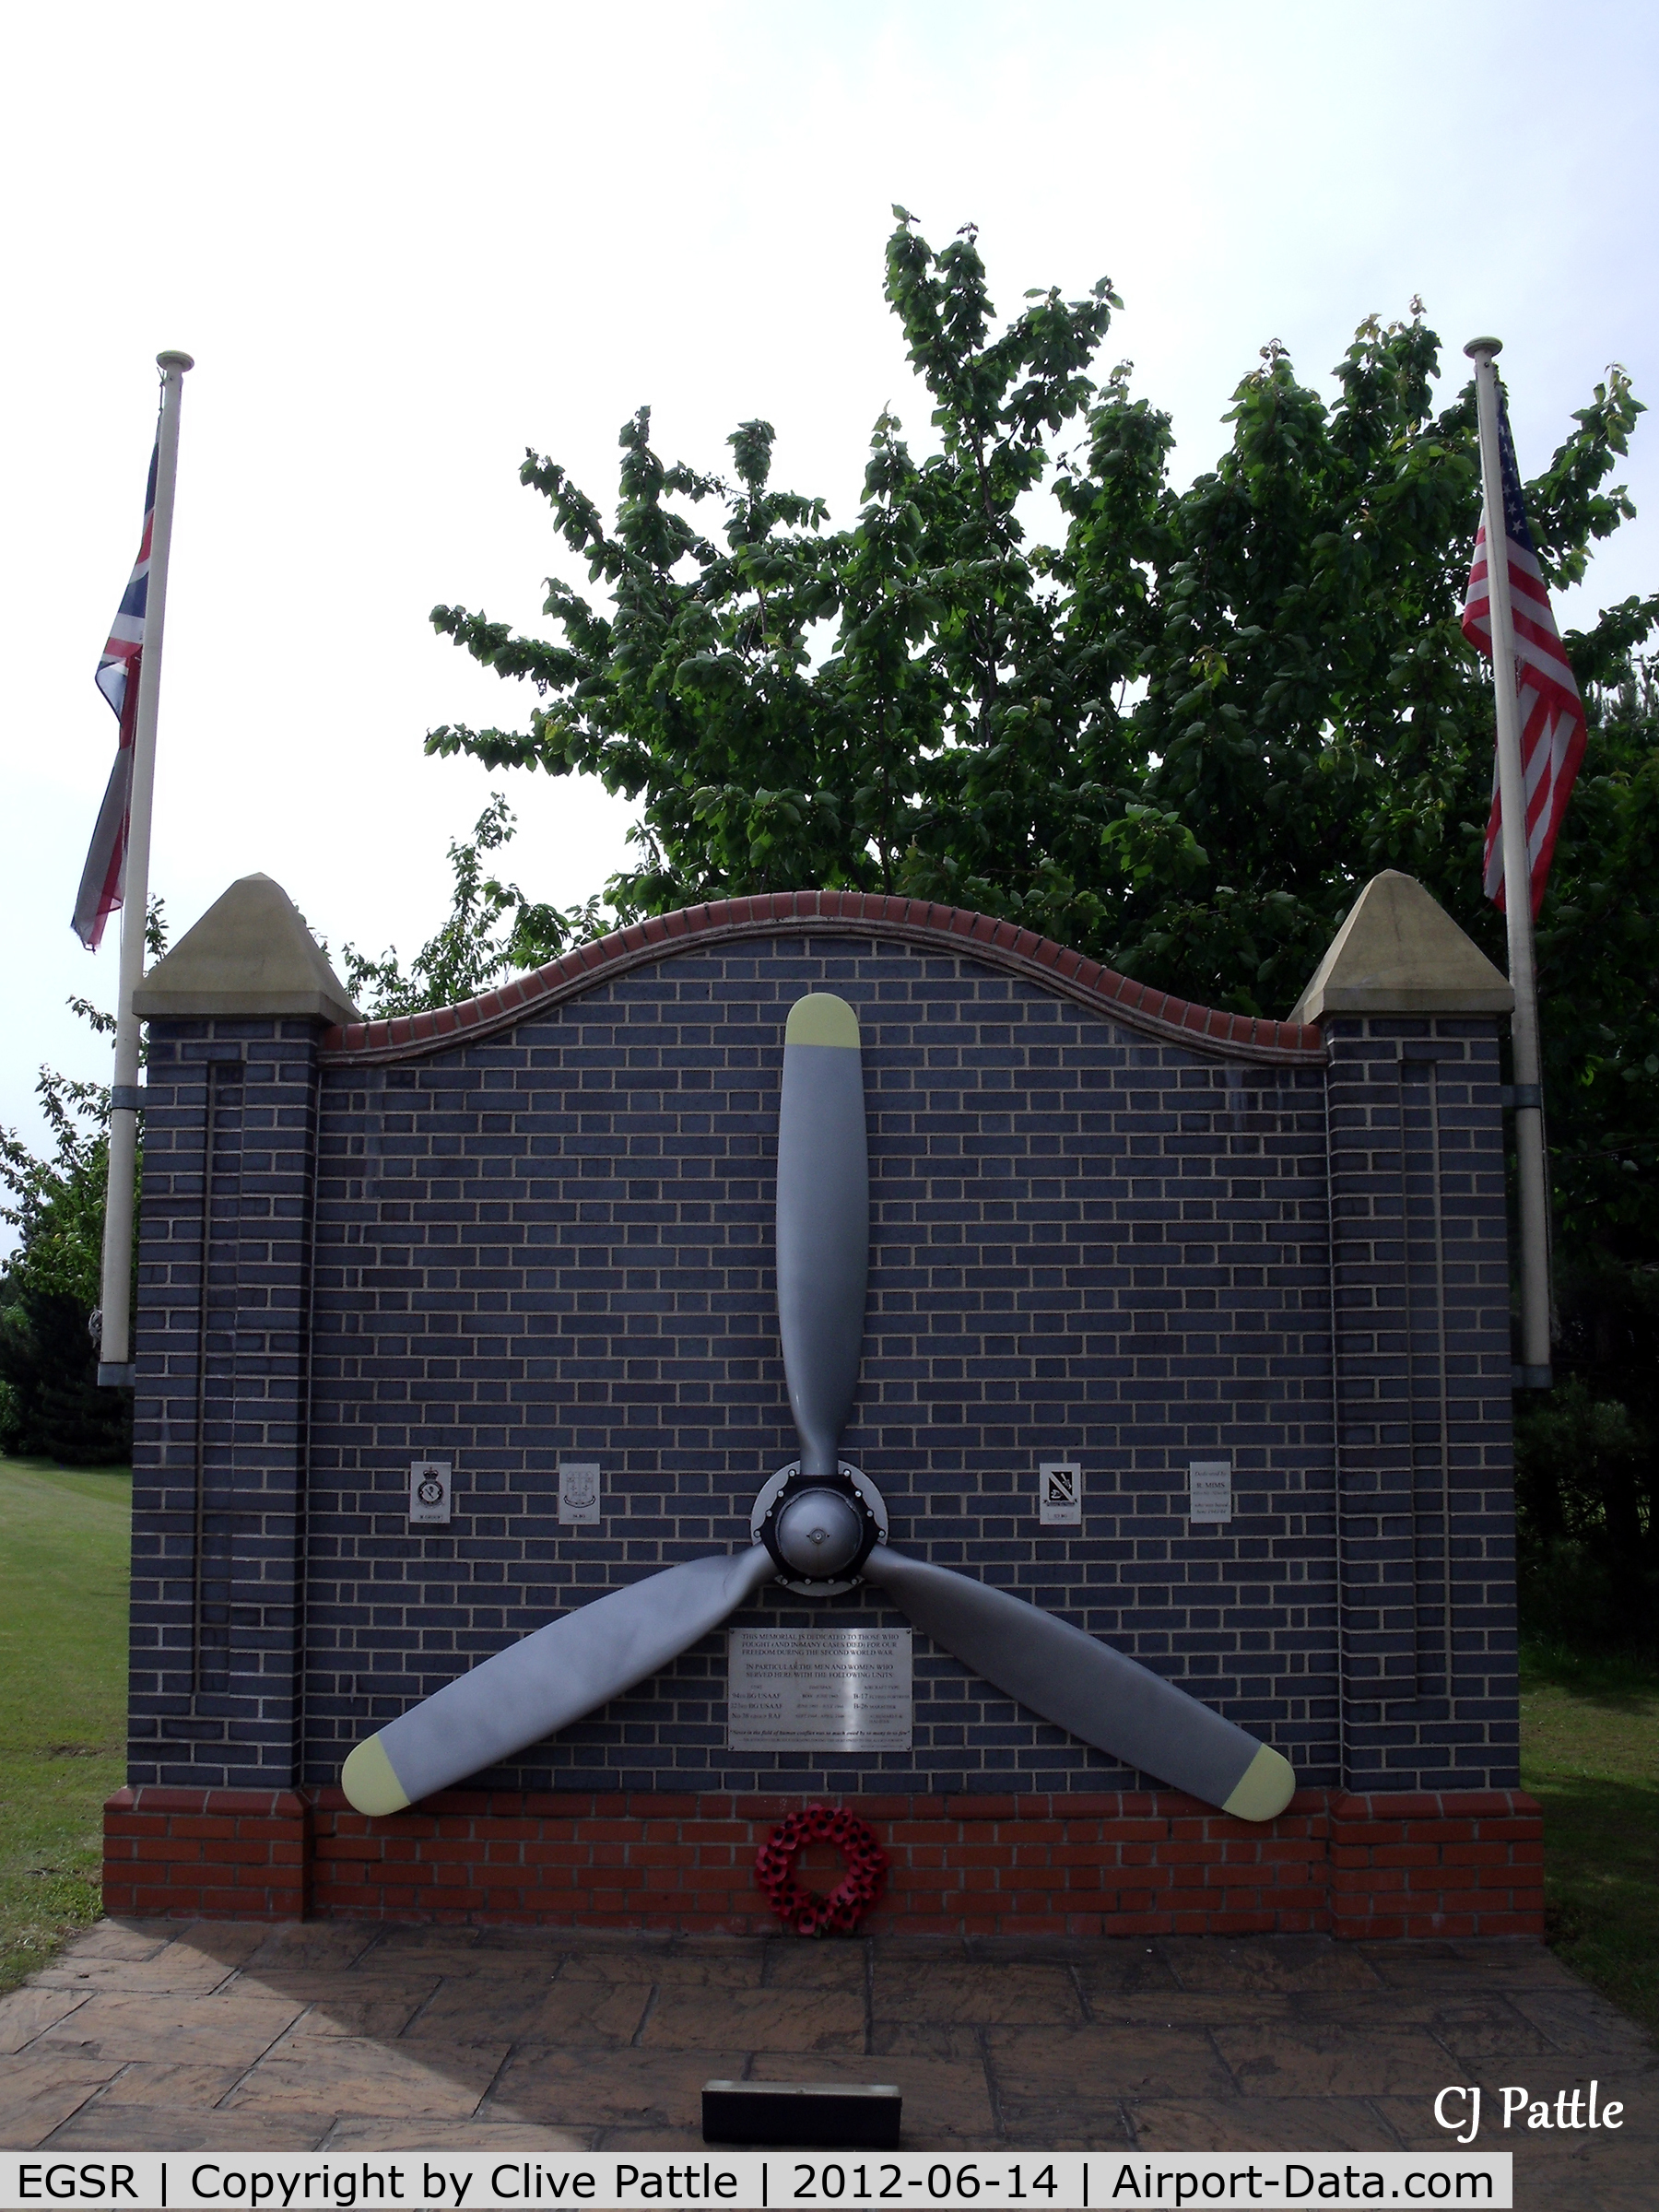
421,206,1655,1213
409,214,1658,1632
424,215,1652,1006
0,1029,127,1465
423,215,1122,911
1,909,167,1465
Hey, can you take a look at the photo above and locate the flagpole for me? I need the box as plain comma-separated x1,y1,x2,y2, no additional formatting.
1465,336,1551,1389
97,348,193,1389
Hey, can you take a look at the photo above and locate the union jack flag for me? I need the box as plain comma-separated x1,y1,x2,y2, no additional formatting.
73,440,158,949
1462,389,1586,917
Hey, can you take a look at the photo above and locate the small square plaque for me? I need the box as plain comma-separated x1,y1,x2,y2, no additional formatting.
1039,1460,1082,1526
1189,1460,1233,1524
409,1461,453,1525
559,1460,602,1525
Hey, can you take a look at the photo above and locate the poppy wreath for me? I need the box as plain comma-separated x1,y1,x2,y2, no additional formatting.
754,1804,889,1936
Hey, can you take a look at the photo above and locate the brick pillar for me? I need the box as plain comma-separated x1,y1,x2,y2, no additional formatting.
1323,1017,1516,1789
1292,872,1522,1794
124,875,358,1796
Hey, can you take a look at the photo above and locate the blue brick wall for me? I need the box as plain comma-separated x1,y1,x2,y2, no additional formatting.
127,930,1519,1801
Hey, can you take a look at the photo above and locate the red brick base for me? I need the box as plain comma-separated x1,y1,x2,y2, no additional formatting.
102,1787,310,1921
101,1786,1544,1939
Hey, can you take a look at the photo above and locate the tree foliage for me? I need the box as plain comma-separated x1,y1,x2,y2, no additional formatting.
0,912,165,1465
1,1023,126,1465
404,214,1659,1632
424,209,1656,1242
1514,1257,1659,1648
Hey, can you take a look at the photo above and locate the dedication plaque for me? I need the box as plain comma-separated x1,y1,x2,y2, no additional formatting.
727,1628,912,1751
1189,1459,1234,1524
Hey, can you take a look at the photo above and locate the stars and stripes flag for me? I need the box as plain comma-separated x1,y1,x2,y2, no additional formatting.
72,439,158,949
1461,389,1586,917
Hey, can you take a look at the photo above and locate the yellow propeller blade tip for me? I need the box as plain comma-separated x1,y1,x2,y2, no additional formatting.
341,1735,412,1818
1221,1743,1297,1824
785,994,860,1049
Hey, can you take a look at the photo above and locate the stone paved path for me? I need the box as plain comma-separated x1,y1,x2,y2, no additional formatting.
1,1921,1651,2207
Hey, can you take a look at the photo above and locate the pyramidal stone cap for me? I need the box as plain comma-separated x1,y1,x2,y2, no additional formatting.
1289,869,1514,1022
132,873,359,1025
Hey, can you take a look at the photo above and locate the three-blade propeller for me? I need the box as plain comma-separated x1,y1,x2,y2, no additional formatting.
343,994,1295,1825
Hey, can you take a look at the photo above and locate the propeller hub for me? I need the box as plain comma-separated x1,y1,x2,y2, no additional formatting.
773,1488,866,1578
751,1462,888,1594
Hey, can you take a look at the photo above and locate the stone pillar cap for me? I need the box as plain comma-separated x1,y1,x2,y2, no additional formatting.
133,873,360,1025
1289,870,1514,1022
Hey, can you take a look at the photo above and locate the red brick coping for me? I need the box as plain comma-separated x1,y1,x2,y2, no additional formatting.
103,1787,1542,1942
319,891,1326,1070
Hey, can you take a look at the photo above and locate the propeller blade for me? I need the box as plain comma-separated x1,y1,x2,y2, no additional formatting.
861,1547,1295,1822
776,993,869,1476
341,1546,777,1816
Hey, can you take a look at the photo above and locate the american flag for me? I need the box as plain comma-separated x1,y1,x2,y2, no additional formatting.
73,439,158,949
1461,388,1586,917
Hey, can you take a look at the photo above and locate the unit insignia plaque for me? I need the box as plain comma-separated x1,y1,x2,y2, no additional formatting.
727,1627,912,1751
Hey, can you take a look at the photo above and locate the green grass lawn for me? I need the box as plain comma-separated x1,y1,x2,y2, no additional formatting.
1519,1641,1659,2039
0,1453,132,1994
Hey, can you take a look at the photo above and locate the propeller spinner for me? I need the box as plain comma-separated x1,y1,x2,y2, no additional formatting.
342,992,1295,1826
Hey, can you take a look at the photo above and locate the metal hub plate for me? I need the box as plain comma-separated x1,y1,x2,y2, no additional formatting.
750,1463,888,1596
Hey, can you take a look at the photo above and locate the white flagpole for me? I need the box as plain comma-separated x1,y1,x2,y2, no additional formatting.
1465,336,1551,1389
97,348,194,1388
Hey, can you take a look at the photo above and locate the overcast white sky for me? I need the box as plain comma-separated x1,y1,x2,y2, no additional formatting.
4,0,1655,1208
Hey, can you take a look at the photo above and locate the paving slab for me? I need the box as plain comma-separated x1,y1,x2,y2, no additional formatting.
869,2020,985,2061
1359,1938,1579,1990
758,1944,866,1993
1128,2096,1402,2152
0,1914,1647,2201
489,2045,749,2133
259,1990,435,2041
241,1924,386,1974
0,1984,90,2056
77,2062,254,2111
1427,1999,1572,2065
329,2116,595,2149
559,1949,762,1990
1155,1936,1385,1994
641,1984,865,2053
53,1924,173,1963
1505,1985,1659,2057
404,1975,646,2048
42,2102,337,2151
0,2051,121,2149
38,1988,306,2069
1210,2018,1459,2098
988,2019,1239,2106
29,1923,267,1994
1079,1988,1304,2028
225,2034,507,2120
869,1959,1085,2025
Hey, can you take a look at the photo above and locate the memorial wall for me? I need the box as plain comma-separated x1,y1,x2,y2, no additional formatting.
103,880,1546,1939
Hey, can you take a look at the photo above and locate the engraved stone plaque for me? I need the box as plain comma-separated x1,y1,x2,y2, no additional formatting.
1189,1459,1233,1524
558,1459,602,1525
727,1627,912,1751
1038,1459,1082,1526
408,1461,453,1525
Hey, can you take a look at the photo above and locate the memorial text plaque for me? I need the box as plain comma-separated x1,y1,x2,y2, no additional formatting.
1189,1459,1233,1524
727,1628,912,1751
